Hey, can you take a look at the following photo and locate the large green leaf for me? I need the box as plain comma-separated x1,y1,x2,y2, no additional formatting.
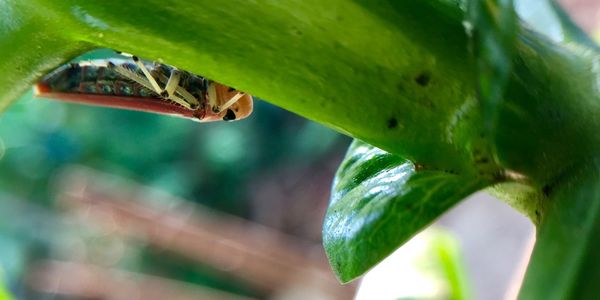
0,0,483,175
2,0,600,183
519,160,600,299
323,140,486,282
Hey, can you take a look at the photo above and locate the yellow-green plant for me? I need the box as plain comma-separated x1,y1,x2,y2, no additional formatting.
1,0,599,298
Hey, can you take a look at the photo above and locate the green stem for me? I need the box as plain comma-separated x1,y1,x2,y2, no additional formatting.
519,160,600,299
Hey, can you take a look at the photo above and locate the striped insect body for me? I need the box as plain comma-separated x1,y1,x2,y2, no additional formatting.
35,53,253,122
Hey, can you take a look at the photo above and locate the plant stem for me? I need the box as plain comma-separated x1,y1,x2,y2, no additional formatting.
519,160,600,299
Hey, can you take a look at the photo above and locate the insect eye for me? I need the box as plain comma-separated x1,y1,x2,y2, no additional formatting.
222,109,237,121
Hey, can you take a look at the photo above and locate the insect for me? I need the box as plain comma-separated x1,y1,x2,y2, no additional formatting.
34,52,253,122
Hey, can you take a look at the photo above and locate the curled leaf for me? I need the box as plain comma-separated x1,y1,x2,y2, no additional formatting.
323,140,485,282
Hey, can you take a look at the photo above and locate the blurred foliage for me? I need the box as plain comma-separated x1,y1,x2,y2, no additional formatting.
0,50,350,298
0,52,348,214
0,265,14,300
355,228,471,300
0,99,344,215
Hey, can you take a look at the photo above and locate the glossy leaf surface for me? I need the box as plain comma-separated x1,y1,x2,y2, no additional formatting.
323,140,485,282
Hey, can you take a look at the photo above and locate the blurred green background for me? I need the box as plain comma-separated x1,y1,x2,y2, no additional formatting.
0,49,353,299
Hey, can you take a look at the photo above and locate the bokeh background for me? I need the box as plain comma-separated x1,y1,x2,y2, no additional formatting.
0,2,597,299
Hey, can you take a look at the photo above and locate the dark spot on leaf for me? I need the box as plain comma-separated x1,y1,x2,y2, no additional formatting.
415,72,431,86
542,185,551,197
387,117,398,129
476,157,490,164
492,171,504,181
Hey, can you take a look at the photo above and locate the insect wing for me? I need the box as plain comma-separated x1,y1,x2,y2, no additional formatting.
35,82,205,120
35,58,253,122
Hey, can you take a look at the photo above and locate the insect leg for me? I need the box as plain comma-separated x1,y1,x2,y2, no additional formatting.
107,61,156,93
218,92,245,112
131,56,164,95
163,70,181,97
207,82,219,113
156,72,200,109
174,86,200,109
164,91,193,109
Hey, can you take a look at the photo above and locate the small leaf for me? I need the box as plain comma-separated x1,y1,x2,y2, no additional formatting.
467,0,518,133
323,140,485,282
519,160,600,299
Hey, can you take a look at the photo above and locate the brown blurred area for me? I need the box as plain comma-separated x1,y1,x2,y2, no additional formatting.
26,166,355,300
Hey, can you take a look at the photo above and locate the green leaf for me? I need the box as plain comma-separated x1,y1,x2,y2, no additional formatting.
468,0,517,134
3,0,600,183
432,230,473,300
0,0,483,175
519,160,600,299
323,140,486,282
